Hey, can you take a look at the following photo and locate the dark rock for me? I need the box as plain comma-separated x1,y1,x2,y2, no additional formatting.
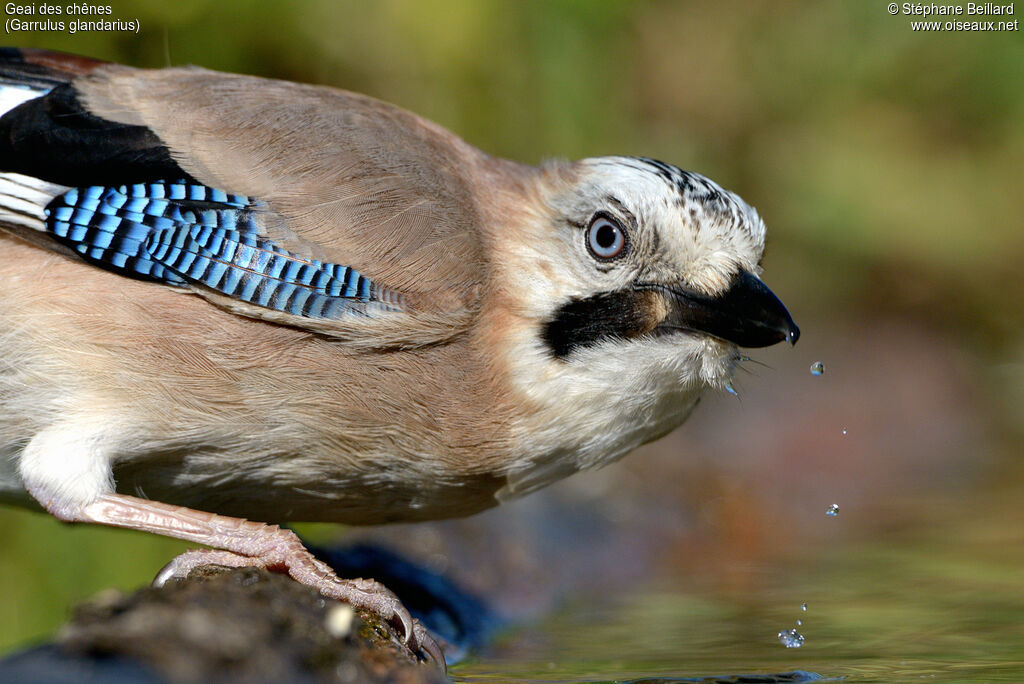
0,566,446,684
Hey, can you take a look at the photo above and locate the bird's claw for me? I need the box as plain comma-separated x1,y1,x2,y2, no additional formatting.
358,584,446,670
412,621,447,670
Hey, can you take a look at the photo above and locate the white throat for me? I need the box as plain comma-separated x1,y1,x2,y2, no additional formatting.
497,331,736,501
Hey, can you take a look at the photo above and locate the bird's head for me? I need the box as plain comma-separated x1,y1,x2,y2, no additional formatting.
539,156,797,356
484,156,798,493
489,155,797,386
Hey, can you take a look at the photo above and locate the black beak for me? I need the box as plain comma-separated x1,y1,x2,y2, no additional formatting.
651,271,799,348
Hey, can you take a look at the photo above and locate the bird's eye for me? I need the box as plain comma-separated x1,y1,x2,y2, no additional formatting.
586,214,628,260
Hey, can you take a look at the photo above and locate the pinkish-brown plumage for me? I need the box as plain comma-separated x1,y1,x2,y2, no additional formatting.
0,48,797,665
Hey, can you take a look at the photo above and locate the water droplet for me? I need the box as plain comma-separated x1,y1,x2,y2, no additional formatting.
777,628,805,648
801,602,807,611
826,503,839,517
810,361,825,376
841,428,847,436
725,381,738,396
796,619,802,626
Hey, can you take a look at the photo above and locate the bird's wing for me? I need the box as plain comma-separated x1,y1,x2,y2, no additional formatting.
0,50,509,347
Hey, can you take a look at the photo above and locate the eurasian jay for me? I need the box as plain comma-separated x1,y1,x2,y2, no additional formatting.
0,48,798,664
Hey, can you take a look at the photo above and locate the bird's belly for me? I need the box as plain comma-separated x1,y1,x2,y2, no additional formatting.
110,450,506,525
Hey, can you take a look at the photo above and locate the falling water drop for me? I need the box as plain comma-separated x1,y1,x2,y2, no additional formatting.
801,602,807,611
777,628,805,648
796,619,802,626
841,428,847,436
725,381,738,396
810,361,825,376
826,503,839,517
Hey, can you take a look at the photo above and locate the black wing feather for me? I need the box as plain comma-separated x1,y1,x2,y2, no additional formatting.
0,81,195,187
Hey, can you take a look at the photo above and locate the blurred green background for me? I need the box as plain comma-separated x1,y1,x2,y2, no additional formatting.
2,1,1022,680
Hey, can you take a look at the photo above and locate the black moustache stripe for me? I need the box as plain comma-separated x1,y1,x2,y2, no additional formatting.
542,290,663,359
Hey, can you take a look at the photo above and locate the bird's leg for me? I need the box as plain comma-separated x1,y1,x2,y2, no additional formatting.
55,493,443,667
19,425,441,665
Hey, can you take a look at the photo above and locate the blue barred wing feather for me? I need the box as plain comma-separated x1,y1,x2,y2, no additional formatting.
44,180,404,319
